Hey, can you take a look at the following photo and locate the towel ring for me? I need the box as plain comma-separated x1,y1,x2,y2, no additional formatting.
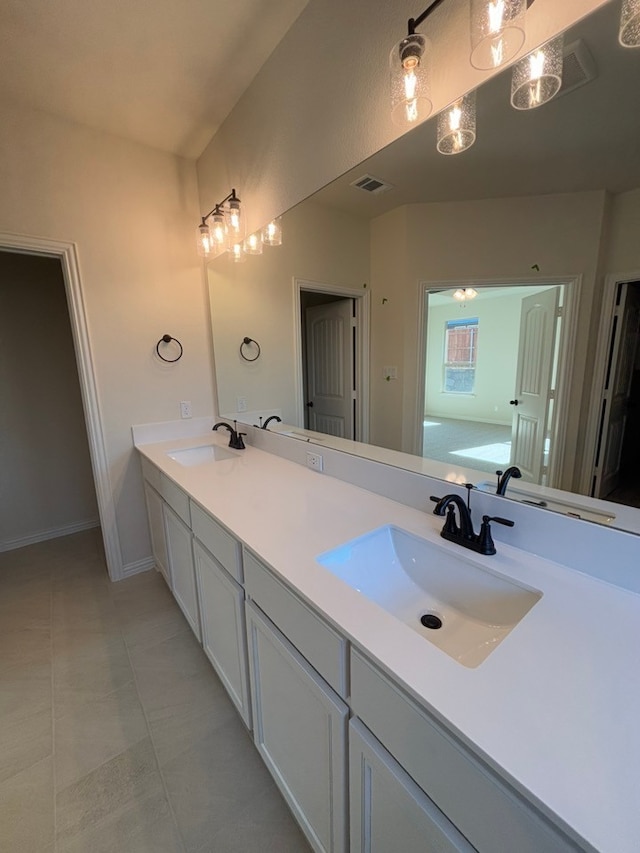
240,336,261,362
156,334,183,363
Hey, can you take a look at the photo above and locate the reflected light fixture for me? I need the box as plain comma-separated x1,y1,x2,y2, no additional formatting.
437,91,477,155
453,288,478,301
620,0,640,47
229,242,246,263
262,218,283,246
511,34,564,109
243,233,263,255
470,0,527,70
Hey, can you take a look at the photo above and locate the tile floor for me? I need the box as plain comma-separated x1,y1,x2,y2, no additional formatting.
0,529,310,852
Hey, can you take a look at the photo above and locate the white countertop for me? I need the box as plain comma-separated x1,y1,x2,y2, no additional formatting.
138,432,640,853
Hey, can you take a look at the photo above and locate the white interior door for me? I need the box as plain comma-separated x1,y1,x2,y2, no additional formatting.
595,284,640,498
510,287,560,482
305,299,354,438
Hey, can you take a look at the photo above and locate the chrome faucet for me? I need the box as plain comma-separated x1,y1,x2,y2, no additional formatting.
496,466,522,496
212,421,246,450
431,487,514,556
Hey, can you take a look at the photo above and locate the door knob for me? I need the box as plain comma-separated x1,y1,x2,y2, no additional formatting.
306,401,314,408
509,399,519,406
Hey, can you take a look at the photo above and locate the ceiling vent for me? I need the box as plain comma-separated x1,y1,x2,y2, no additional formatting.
556,39,597,99
350,174,394,195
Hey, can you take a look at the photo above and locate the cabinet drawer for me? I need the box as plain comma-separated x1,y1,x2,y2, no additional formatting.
243,549,348,699
190,502,243,583
140,455,161,492
350,650,582,853
160,473,190,526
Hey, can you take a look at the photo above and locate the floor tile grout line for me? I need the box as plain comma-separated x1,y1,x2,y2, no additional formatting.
116,581,189,853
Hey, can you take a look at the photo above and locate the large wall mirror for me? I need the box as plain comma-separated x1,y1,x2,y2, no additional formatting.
208,1,640,534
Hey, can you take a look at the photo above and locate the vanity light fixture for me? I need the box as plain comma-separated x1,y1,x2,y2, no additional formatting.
229,242,246,263
510,34,564,109
619,0,640,47
470,0,527,70
437,91,477,154
243,232,263,255
196,189,243,258
453,287,478,301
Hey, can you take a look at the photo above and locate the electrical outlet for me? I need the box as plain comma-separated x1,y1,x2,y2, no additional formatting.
306,451,323,472
236,396,248,413
180,400,192,419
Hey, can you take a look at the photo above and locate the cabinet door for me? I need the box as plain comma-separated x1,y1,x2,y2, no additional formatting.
350,719,474,853
163,504,200,640
143,482,170,585
246,601,348,853
193,540,251,728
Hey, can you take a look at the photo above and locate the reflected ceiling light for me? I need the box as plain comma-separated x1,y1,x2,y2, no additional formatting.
470,0,527,70
262,218,283,246
243,233,263,255
511,34,564,109
453,288,478,301
437,91,477,155
229,242,246,263
620,0,640,47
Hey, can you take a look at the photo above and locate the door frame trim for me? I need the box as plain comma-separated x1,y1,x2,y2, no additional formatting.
582,269,640,496
293,278,370,443
416,275,580,489
0,232,122,580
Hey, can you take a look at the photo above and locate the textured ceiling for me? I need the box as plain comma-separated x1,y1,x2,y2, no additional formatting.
0,0,308,157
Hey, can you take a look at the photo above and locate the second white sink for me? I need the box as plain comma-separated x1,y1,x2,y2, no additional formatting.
167,444,236,466
317,525,541,668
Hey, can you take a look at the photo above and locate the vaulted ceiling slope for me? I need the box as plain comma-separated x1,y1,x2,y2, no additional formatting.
0,0,309,157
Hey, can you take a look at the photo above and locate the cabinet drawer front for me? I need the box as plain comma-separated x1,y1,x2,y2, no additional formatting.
140,456,161,492
246,601,348,853
193,541,251,727
191,502,243,583
349,719,474,853
351,650,581,853
160,473,190,526
244,549,348,699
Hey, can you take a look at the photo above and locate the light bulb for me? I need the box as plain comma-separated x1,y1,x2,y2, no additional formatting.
511,35,564,110
207,209,227,254
390,33,432,126
262,219,282,246
226,195,244,240
243,233,263,255
196,223,213,257
437,91,476,156
229,242,245,263
470,0,526,70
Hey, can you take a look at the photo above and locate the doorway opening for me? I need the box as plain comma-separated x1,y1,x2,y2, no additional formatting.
417,279,576,486
293,279,370,442
591,280,640,506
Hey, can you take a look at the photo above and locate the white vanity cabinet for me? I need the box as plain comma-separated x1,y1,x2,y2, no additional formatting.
143,481,170,585
193,538,251,727
163,504,200,640
349,718,474,853
244,551,349,853
350,650,583,853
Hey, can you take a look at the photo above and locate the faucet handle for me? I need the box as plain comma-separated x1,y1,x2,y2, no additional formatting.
485,515,515,528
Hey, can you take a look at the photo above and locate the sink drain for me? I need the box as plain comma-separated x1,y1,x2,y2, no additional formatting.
420,612,443,630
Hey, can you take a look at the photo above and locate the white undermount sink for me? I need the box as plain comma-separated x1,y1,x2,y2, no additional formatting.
166,444,236,466
317,525,541,668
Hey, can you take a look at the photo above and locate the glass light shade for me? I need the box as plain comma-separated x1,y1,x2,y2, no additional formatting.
229,242,246,263
243,233,263,255
390,33,432,127
453,288,478,301
207,210,228,254
226,197,244,241
262,219,283,246
511,35,564,110
437,91,477,155
620,0,640,47
196,223,214,257
470,0,526,70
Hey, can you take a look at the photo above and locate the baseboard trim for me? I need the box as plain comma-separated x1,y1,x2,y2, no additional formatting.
0,518,100,553
120,556,155,579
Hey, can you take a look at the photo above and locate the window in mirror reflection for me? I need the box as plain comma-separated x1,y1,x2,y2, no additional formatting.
444,318,479,394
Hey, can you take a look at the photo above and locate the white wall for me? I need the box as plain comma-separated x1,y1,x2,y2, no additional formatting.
425,292,526,424
208,200,369,422
196,0,608,236
0,100,214,572
0,252,99,549
605,188,640,273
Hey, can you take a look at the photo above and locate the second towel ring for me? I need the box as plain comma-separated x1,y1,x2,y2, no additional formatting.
240,336,261,362
156,334,183,363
